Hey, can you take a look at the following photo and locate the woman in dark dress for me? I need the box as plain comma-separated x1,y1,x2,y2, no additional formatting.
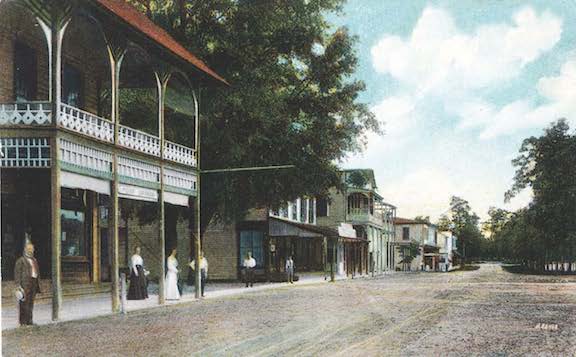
127,246,148,300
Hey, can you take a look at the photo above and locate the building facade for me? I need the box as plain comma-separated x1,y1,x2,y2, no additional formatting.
316,169,396,275
0,0,226,319
393,217,440,271
203,197,369,282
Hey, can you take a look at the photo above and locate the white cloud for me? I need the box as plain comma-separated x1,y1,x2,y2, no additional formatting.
369,6,563,140
371,6,561,96
474,58,576,139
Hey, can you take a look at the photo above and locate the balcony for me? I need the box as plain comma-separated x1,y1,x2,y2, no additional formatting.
347,207,384,226
0,102,196,168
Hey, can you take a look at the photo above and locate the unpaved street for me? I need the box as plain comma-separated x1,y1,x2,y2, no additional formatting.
4,263,576,356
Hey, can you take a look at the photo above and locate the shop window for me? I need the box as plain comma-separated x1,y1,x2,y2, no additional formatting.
239,230,264,268
14,42,37,101
61,209,86,256
63,64,83,108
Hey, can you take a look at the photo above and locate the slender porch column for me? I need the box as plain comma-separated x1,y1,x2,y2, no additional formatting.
155,69,171,305
48,13,70,322
192,88,202,299
106,37,126,313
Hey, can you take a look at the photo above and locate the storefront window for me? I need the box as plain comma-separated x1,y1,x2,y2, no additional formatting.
239,230,264,268
61,209,86,256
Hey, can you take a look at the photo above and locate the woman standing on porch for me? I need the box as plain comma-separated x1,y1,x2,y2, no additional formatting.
165,248,180,300
128,246,148,300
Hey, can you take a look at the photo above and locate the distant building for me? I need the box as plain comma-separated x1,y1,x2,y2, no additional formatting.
393,217,440,271
203,197,368,282
437,231,458,272
316,169,396,275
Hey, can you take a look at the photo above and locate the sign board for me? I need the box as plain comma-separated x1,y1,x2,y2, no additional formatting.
338,223,357,238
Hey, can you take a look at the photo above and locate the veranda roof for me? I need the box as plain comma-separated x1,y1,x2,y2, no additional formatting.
94,0,228,86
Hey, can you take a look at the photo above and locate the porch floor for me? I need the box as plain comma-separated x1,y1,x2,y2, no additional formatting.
2,273,358,331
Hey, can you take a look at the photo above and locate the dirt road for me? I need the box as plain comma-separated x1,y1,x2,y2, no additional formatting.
4,263,576,356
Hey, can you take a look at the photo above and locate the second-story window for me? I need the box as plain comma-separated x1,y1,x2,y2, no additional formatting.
63,64,83,108
13,42,37,102
291,200,298,221
402,227,410,240
300,199,308,223
316,198,329,217
308,198,315,224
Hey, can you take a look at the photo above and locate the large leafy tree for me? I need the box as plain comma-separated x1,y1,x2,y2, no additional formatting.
440,196,484,264
129,0,380,230
504,120,576,267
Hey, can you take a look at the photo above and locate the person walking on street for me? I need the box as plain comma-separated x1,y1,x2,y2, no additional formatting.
285,256,295,284
243,252,256,288
189,252,208,297
14,240,40,326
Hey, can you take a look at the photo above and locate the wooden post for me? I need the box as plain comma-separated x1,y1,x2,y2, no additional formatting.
92,192,100,283
330,238,336,282
192,88,202,299
49,11,70,321
322,237,327,280
106,36,125,313
155,70,171,304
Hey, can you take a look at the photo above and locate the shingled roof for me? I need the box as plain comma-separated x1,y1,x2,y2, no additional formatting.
95,0,228,85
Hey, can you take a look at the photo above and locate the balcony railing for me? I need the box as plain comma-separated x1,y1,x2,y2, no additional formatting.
59,103,114,142
347,207,384,224
164,141,196,167
0,102,196,167
0,102,52,125
118,125,161,157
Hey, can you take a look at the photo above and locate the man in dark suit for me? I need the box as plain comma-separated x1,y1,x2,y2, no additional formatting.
14,240,41,326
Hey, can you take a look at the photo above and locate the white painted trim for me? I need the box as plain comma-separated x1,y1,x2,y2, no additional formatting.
164,191,189,207
61,171,110,195
118,184,158,202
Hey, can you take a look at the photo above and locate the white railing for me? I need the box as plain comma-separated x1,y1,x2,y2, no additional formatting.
164,141,196,167
58,103,114,142
1,102,197,167
0,102,52,125
118,125,161,157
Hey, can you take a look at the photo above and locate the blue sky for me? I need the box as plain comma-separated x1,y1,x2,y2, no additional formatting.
329,0,576,220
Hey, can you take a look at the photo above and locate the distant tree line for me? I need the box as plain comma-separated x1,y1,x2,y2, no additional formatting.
482,120,576,272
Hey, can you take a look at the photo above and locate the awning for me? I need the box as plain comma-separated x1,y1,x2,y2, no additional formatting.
61,171,110,195
268,217,368,243
118,184,157,202
164,191,189,207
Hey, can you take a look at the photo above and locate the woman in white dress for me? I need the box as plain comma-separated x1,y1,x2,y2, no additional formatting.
165,248,180,300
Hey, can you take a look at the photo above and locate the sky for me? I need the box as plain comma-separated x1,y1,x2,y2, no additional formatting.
330,0,576,221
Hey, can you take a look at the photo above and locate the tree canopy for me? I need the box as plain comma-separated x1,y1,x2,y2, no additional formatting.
128,0,380,230
487,120,576,269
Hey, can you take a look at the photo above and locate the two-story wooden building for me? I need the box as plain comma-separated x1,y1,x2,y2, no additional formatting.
0,0,227,319
316,169,396,276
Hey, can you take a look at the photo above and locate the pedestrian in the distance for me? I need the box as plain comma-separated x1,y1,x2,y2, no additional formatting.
285,255,295,284
14,240,40,326
189,252,208,297
243,252,256,288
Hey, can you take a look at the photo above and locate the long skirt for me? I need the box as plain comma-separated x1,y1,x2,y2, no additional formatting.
127,265,148,300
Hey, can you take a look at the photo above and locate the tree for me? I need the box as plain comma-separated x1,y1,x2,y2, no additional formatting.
129,0,380,232
442,196,484,265
505,120,576,269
